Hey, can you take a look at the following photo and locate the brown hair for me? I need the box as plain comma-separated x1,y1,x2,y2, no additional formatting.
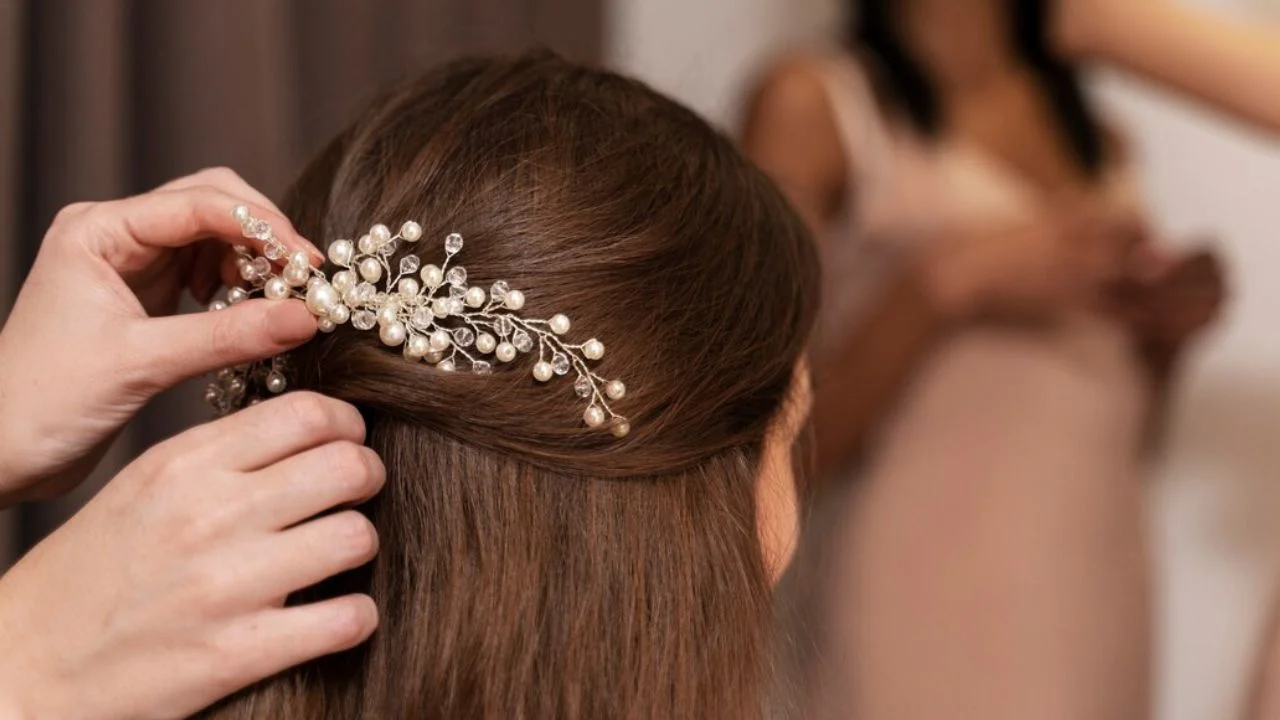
204,51,818,719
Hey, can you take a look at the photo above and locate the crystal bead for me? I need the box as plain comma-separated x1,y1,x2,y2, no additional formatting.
412,308,434,329
399,255,421,275
512,331,534,353
449,298,465,315
445,233,464,254
552,353,571,376
494,316,514,336
471,360,492,376
574,376,594,399
453,327,475,347
355,283,377,303
246,219,272,240
377,239,398,256
250,257,271,276
449,284,466,299
447,267,467,286
352,311,377,330
490,281,509,302
264,241,286,261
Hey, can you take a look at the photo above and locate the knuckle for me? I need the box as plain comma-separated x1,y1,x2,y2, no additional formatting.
280,391,340,438
200,166,244,185
52,201,94,227
189,560,243,602
329,511,379,561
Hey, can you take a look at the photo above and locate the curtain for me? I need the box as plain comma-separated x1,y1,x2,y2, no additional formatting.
0,0,602,565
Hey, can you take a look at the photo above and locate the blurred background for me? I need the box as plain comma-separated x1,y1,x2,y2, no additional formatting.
1,1,1279,718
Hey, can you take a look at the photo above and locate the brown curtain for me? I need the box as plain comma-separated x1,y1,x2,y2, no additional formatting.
0,0,602,565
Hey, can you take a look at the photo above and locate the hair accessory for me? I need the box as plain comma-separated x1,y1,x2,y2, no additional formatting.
204,205,631,438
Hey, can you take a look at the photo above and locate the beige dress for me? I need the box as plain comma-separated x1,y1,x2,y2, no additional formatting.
786,55,1154,718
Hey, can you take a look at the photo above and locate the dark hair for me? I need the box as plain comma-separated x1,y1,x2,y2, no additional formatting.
204,52,819,719
851,0,1105,176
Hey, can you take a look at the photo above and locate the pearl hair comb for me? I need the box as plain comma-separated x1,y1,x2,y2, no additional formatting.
204,205,631,438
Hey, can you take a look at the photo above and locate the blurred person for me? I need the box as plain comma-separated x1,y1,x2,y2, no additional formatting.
744,0,1246,717
201,52,818,719
0,169,387,719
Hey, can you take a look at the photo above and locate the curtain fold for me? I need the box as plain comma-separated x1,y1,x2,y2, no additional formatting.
0,0,601,565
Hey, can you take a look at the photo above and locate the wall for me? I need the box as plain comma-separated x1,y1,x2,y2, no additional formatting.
606,2,1280,719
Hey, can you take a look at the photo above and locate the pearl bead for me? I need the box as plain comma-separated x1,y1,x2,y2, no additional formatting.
438,359,457,373
328,240,354,266
420,264,443,288
317,317,337,333
380,321,407,347
432,297,452,318
429,329,452,352
288,249,310,268
305,282,339,316
610,419,631,438
495,342,517,363
407,333,431,358
370,224,392,245
239,263,258,282
533,361,554,382
475,333,497,354
266,372,287,394
359,258,383,283
328,304,350,325
605,380,627,400
283,264,310,287
465,286,486,308
549,314,571,335
400,221,423,242
505,290,526,310
582,339,604,360
399,278,420,297
264,277,290,300
357,234,375,254
227,287,249,305
377,304,399,327
233,205,251,223
332,270,357,293
583,406,606,428
208,300,228,311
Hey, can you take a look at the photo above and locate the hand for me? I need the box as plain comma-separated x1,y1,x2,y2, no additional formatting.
0,168,325,504
1050,0,1159,60
1112,247,1227,349
920,201,1145,322
0,393,383,720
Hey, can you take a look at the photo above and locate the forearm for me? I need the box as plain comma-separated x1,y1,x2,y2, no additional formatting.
813,267,947,476
1090,1,1280,133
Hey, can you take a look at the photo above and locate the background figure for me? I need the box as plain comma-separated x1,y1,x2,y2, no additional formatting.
0,0,600,561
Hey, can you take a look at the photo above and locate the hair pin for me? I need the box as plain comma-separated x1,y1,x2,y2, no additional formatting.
204,206,631,438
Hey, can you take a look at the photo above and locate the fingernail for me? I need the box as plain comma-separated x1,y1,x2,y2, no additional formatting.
266,301,318,344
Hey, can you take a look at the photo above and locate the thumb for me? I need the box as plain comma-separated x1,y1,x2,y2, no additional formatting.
132,299,318,391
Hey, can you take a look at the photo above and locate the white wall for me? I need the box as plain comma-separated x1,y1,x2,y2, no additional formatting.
607,2,1280,719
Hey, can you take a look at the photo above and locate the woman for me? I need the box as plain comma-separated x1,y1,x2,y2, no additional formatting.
746,0,1231,717
201,52,818,719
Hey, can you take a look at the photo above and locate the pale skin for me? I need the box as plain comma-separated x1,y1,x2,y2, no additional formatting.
0,168,387,719
744,0,1259,716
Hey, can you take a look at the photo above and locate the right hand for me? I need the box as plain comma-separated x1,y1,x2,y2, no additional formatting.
919,201,1146,322
0,393,384,720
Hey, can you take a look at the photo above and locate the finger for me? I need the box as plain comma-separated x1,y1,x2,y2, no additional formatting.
222,594,378,691
246,442,385,530
128,297,318,392
197,392,366,472
243,510,379,604
90,185,319,267
155,167,284,216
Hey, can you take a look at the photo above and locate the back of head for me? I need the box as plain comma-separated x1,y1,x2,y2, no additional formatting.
204,51,817,719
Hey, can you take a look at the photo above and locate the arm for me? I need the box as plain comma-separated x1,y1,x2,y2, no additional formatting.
1059,0,1280,133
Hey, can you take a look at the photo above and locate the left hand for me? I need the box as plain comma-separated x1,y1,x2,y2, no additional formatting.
1111,247,1228,350
0,168,324,504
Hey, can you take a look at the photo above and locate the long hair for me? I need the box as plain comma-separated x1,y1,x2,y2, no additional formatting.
202,52,820,719
850,0,1106,176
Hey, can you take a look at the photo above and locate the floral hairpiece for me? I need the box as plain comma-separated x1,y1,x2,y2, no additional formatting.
204,205,631,437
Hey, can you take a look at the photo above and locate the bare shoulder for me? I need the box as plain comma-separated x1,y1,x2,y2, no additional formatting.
741,55,849,223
